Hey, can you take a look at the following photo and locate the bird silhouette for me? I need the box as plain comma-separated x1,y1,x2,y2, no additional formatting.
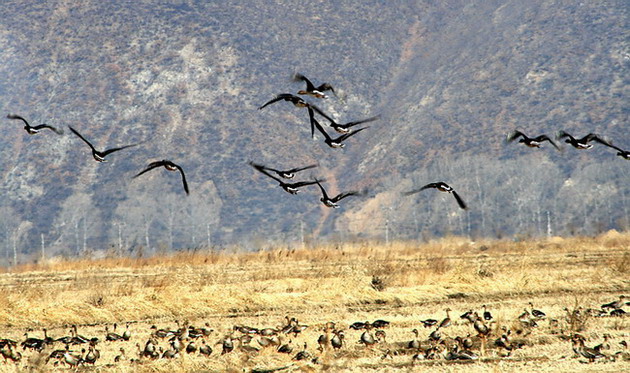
7,114,63,135
134,160,189,195
68,126,138,162
293,73,335,99
249,161,321,194
315,180,364,208
405,182,468,210
507,130,560,151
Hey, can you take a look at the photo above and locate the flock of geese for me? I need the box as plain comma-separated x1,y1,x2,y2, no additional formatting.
7,72,629,214
0,296,627,368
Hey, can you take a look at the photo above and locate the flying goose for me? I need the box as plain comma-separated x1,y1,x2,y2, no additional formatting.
68,126,138,162
293,73,335,99
7,114,63,135
134,160,189,195
253,163,318,179
310,111,369,148
327,115,381,134
557,131,611,150
507,130,560,150
259,93,309,110
249,161,321,194
405,182,468,210
595,141,630,160
315,180,364,208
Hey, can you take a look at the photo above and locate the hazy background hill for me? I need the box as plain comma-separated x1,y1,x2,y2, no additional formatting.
0,0,628,263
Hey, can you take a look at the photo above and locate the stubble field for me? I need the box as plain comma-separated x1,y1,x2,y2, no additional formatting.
0,231,628,372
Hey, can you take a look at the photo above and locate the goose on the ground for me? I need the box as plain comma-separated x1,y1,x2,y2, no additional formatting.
405,182,468,210
7,114,63,135
293,73,335,99
68,126,138,162
507,130,560,150
134,160,189,195
249,161,321,195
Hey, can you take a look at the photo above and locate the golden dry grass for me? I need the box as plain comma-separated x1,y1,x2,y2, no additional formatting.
0,231,628,372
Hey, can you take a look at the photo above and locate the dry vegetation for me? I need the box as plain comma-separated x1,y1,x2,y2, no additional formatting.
0,231,628,372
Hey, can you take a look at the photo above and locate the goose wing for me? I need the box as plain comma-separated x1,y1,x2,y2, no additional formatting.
338,126,369,142
315,82,335,95
293,73,315,91
315,179,330,200
68,126,97,151
310,112,333,142
259,94,299,110
404,183,440,196
171,162,190,195
309,104,337,125
556,130,574,141
506,130,526,142
101,143,139,156
336,115,380,130
534,135,561,150
331,190,361,203
285,164,318,174
587,134,614,147
133,160,168,178
451,191,468,210
249,161,282,183
32,124,64,135
289,179,320,188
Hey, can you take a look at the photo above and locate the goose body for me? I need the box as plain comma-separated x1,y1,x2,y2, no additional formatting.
315,180,363,208
250,161,321,194
134,160,189,195
68,126,137,162
293,73,335,99
507,130,560,150
7,114,63,135
405,182,468,210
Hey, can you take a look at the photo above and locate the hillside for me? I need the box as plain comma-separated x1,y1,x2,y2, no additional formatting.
0,1,628,261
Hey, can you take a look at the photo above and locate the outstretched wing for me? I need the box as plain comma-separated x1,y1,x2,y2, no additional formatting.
331,190,361,203
338,127,369,142
290,179,320,188
316,83,335,95
556,130,573,140
293,73,315,91
101,143,139,156
309,104,337,125
249,161,282,183
133,160,167,178
32,124,64,135
173,163,190,195
7,114,30,126
451,191,468,210
404,183,437,196
310,110,332,142
315,179,330,200
506,130,526,142
68,126,97,151
286,164,318,173
534,135,561,151
337,115,380,130
586,134,613,147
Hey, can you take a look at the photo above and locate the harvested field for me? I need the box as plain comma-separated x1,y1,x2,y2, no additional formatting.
0,232,628,372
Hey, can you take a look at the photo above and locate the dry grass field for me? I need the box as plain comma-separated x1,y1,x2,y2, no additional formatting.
0,231,628,372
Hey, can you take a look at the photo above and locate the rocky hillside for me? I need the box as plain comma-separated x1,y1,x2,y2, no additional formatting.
0,1,627,262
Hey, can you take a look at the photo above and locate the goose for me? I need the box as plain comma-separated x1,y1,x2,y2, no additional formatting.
507,130,560,150
259,93,310,110
134,160,189,195
293,73,335,99
84,343,99,365
371,319,390,328
277,339,293,354
251,162,318,180
330,331,344,350
68,126,137,162
186,340,197,354
407,329,420,350
199,340,213,356
482,305,493,321
557,131,611,150
21,331,45,351
310,110,369,148
105,324,123,341
439,308,452,328
161,346,179,359
420,319,438,328
317,333,329,352
7,114,63,135
428,328,441,342
573,337,605,362
349,321,369,330
529,302,546,319
250,161,321,195
319,113,381,134
221,336,234,355
114,347,126,362
63,346,84,367
122,323,131,341
316,180,364,208
595,141,630,159
602,295,626,310
405,182,468,210
292,342,311,361
375,330,387,344
359,326,377,347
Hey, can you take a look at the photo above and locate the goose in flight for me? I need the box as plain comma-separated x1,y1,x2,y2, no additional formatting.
595,140,630,160
249,161,321,194
507,130,560,151
259,93,310,110
310,111,368,148
7,114,63,135
252,162,318,179
557,131,611,150
68,126,138,162
405,182,468,210
134,160,189,195
293,73,335,99
315,180,364,208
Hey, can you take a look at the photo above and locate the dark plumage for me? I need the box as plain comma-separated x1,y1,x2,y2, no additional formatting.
249,161,321,194
507,130,560,151
594,140,630,160
293,73,335,99
259,93,309,110
405,182,468,210
252,163,318,179
68,126,138,162
7,114,63,135
133,160,189,195
315,180,364,208
557,131,611,150
310,110,368,148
